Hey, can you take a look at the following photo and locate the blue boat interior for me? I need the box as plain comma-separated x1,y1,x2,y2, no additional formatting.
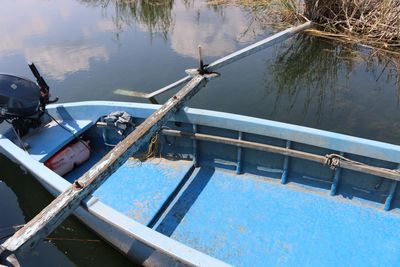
9,110,400,266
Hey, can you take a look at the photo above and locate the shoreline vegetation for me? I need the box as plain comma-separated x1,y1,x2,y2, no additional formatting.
84,0,400,54
207,0,400,101
208,0,400,87
207,0,400,54
82,0,400,85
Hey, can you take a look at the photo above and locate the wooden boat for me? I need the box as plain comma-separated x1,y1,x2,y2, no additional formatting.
1,22,400,266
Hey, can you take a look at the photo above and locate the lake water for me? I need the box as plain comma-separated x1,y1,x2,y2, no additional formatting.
1,0,400,265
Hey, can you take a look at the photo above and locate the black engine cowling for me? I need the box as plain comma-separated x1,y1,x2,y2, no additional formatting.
0,63,57,137
0,74,41,118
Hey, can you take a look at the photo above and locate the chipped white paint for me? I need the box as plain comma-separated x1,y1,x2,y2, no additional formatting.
88,156,113,178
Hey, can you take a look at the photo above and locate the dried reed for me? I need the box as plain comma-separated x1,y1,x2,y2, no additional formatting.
207,0,400,51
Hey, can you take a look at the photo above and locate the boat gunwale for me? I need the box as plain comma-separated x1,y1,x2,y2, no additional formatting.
1,100,400,266
0,137,231,266
42,101,400,164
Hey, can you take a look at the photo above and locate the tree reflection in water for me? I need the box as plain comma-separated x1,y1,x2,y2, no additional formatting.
81,0,174,38
265,35,400,126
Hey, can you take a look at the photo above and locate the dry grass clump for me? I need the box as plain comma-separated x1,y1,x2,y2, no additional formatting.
305,0,400,50
208,0,400,92
207,0,303,30
208,0,400,51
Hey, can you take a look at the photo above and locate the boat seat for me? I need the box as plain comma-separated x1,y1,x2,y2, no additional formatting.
23,119,93,162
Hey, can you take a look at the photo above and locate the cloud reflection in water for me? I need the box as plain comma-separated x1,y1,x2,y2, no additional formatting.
0,0,110,81
25,45,109,80
0,0,264,81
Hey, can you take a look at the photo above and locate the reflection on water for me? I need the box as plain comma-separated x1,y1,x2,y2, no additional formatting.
25,45,109,80
0,155,133,266
0,15,48,58
266,35,353,123
0,0,260,81
81,0,174,38
0,180,74,266
0,0,110,81
366,51,400,97
262,35,400,143
170,1,260,58
1,0,400,265
79,0,264,58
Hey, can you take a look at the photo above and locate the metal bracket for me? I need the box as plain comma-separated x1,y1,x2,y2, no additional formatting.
185,46,220,80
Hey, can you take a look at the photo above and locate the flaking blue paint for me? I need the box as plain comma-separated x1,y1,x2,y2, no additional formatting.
236,131,243,174
385,181,398,211
192,124,198,167
330,152,344,196
93,158,193,225
45,101,400,163
155,166,400,267
280,140,291,184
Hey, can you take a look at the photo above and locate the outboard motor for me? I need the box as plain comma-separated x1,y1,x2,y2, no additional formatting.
0,63,58,136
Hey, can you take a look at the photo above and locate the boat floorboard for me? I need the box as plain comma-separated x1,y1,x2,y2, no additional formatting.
93,157,194,225
66,156,400,266
149,163,400,266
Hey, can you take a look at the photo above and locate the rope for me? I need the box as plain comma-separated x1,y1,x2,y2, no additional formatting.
324,153,400,175
324,154,341,170
128,132,162,165
144,132,161,160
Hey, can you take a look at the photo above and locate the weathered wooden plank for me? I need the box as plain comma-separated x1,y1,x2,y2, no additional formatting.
206,22,312,72
147,76,192,99
161,129,400,182
0,252,19,267
0,75,207,262
114,22,313,99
